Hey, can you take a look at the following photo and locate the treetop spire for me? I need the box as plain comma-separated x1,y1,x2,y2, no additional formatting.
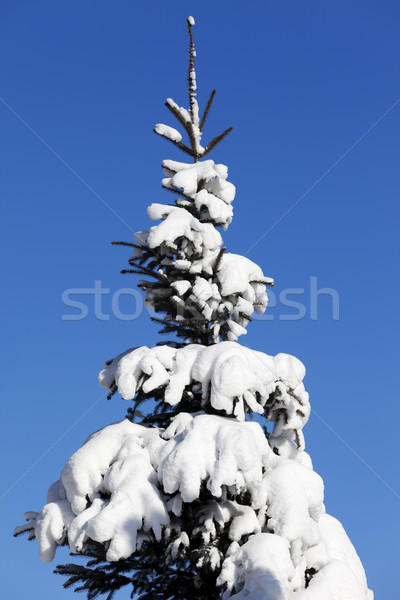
154,16,233,161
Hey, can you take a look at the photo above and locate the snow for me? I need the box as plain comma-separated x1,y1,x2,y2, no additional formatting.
218,533,295,600
164,98,204,155
217,252,273,297
218,530,372,600
126,155,273,341
154,123,182,143
27,421,170,562
162,160,232,199
14,15,374,600
195,188,233,225
165,98,191,125
171,279,191,295
146,204,223,252
316,514,370,594
258,459,323,566
158,160,236,228
132,174,271,341
98,342,310,437
16,411,373,599
159,413,274,502
296,560,371,600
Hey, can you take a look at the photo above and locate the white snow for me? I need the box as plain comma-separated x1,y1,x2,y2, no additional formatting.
165,98,191,125
195,188,233,225
16,411,373,599
170,280,191,295
146,204,223,252
98,342,310,437
154,123,183,143
158,159,236,228
159,413,274,502
164,98,205,155
14,18,374,600
217,252,273,297
296,560,371,600
218,533,295,600
132,174,271,341
162,159,234,201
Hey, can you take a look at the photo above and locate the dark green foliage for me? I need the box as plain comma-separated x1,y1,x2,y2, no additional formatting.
55,540,222,600
55,491,243,600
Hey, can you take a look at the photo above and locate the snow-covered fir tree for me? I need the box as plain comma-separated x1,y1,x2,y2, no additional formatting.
15,17,373,600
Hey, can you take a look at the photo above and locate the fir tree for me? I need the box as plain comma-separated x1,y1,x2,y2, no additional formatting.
15,17,373,600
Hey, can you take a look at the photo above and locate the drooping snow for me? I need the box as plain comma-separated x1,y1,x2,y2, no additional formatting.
162,160,231,198
16,411,373,599
257,459,323,566
98,342,310,439
159,413,275,502
162,159,236,229
296,560,373,600
15,14,374,600
218,531,372,600
217,253,273,297
128,155,273,342
146,204,223,251
314,514,371,595
217,533,295,600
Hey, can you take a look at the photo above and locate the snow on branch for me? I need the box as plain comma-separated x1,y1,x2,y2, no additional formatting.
15,415,319,564
154,19,232,161
126,159,273,344
218,515,373,600
98,341,309,439
15,413,370,598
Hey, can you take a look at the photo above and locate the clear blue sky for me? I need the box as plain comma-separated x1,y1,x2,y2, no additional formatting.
1,1,399,598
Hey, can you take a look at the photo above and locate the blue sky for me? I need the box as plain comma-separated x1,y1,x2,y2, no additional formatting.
1,1,399,598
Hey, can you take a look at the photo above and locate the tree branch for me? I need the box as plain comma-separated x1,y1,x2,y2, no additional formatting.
200,89,216,131
202,126,233,157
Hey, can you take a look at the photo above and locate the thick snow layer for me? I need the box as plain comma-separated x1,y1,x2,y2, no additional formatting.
162,159,235,201
129,157,272,341
16,413,373,599
195,188,233,226
219,531,373,600
218,252,273,298
161,159,236,228
218,533,295,600
159,413,274,502
296,560,372,600
146,204,223,252
98,342,310,437
317,514,370,594
257,459,323,565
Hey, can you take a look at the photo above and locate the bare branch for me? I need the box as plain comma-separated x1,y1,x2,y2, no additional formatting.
111,241,136,248
202,126,233,157
200,89,216,131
